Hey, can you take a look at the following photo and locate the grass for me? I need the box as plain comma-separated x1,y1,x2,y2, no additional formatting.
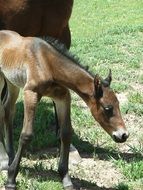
0,0,143,189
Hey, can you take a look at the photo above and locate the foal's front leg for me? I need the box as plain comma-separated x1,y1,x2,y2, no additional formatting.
53,88,73,190
5,90,39,190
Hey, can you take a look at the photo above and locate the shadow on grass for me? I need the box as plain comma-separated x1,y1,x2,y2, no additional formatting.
94,146,143,163
14,100,58,151
14,100,142,164
71,133,143,163
20,166,116,190
14,99,95,154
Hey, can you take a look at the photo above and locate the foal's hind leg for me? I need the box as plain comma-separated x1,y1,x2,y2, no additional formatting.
5,90,39,190
4,85,19,165
0,122,9,171
0,102,9,170
52,87,74,190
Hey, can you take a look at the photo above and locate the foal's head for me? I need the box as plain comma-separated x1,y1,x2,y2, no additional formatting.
90,71,129,143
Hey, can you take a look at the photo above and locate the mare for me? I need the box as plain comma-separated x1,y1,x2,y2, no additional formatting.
0,0,73,49
0,30,129,190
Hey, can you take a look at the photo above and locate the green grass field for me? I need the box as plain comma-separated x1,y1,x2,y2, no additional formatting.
0,0,143,189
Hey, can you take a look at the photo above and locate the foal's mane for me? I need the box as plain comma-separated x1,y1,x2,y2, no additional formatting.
42,36,93,76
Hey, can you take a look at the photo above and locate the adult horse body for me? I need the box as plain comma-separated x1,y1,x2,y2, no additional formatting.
0,0,73,49
0,30,129,190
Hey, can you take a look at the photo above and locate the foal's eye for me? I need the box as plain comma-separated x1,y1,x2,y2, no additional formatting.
103,105,113,117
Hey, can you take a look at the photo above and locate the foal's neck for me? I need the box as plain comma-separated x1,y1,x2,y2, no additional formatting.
50,50,94,100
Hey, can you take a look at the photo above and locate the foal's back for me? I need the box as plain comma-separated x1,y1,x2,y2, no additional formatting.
0,30,61,90
0,30,29,68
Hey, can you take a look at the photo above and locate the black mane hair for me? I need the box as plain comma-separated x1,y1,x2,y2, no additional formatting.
41,36,93,76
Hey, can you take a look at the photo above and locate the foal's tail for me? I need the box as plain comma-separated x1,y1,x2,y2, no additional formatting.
53,101,60,137
1,78,8,105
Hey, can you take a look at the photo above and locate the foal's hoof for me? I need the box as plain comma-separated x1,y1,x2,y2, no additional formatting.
62,173,75,190
69,144,81,166
64,185,75,190
5,184,16,190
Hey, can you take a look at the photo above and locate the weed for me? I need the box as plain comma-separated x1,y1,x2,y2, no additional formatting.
115,182,129,190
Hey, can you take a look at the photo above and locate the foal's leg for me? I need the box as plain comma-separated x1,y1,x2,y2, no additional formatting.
53,100,81,166
0,140,9,170
0,102,9,170
52,87,73,190
4,86,19,165
0,123,9,170
5,90,39,190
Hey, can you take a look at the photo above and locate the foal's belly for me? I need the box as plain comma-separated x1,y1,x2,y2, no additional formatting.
2,68,27,88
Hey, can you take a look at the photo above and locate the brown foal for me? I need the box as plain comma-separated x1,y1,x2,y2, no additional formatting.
0,0,78,168
0,30,129,190
0,0,76,156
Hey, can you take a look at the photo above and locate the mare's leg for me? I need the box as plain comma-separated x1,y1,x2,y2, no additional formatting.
52,87,73,190
4,86,19,165
60,24,71,49
5,90,39,190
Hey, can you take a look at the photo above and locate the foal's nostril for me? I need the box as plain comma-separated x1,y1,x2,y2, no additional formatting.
121,133,129,141
113,130,129,143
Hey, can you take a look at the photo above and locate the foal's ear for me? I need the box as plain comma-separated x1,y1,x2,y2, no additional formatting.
103,69,112,87
94,74,103,99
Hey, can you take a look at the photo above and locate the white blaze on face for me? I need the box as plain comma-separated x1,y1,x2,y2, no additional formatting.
112,128,129,142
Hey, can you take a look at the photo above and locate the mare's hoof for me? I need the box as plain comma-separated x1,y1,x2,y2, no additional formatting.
69,144,81,166
5,184,16,190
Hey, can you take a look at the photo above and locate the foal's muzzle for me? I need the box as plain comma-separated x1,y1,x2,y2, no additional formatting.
112,129,129,143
